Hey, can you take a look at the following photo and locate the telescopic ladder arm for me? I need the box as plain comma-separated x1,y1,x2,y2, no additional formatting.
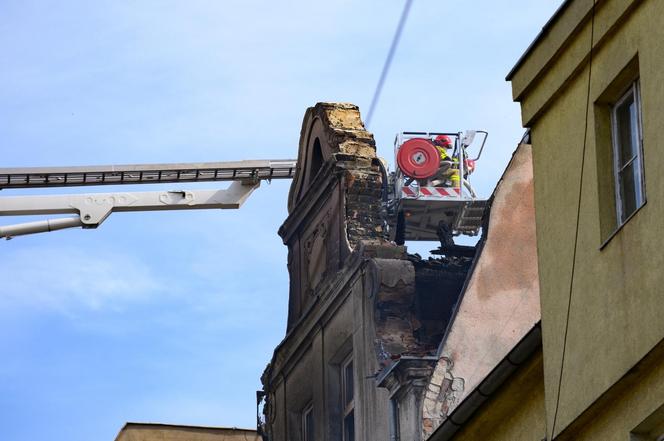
0,159,297,240
0,159,297,190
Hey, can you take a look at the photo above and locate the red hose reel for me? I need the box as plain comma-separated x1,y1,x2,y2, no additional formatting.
396,138,440,179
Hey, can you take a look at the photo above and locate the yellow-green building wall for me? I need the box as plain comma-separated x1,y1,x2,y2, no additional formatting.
449,340,664,441
556,340,664,441
452,351,546,441
508,0,664,438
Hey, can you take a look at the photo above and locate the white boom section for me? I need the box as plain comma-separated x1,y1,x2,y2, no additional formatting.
0,159,297,190
0,217,83,238
0,181,258,239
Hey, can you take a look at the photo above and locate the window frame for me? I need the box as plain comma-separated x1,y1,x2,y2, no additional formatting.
341,354,355,441
301,402,314,441
610,80,645,225
630,402,664,440
389,397,400,441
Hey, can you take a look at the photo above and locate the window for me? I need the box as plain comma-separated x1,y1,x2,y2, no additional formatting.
389,398,400,441
341,355,355,441
301,402,314,441
611,80,645,224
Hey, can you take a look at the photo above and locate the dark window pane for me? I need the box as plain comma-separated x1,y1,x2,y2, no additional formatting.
619,162,644,221
304,408,314,441
613,83,645,224
620,162,640,222
390,399,400,441
344,360,354,407
616,93,638,167
344,410,355,441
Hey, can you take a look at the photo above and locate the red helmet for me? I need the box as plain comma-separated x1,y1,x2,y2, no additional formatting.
433,135,453,149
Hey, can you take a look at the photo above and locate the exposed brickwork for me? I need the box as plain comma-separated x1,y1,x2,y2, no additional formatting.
342,162,386,247
422,357,465,438
315,103,376,158
288,102,377,213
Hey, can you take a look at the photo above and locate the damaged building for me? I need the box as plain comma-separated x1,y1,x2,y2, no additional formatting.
258,102,540,440
261,1,664,440
102,0,662,439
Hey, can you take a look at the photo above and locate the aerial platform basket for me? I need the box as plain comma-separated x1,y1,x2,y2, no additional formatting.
388,131,488,243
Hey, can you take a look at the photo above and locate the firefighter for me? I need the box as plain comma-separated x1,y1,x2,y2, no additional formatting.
431,135,460,187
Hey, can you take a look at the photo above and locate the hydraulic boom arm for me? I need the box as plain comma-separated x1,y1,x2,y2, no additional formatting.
0,159,296,240
0,181,259,239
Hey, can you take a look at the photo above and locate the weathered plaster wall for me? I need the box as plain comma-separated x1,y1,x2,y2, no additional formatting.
422,142,540,436
369,258,417,363
359,256,407,441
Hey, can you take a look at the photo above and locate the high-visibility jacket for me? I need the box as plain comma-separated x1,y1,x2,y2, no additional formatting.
435,146,452,162
435,147,460,186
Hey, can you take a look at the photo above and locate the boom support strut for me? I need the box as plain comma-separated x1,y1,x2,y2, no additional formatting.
0,181,259,239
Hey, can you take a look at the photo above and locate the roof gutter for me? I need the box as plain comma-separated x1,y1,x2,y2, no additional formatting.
428,322,542,441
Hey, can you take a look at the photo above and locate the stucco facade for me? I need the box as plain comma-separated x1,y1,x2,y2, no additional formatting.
507,0,664,439
423,141,541,438
114,423,260,441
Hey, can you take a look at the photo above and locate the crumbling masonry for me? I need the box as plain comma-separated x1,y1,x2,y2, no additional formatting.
259,102,472,441
259,103,539,441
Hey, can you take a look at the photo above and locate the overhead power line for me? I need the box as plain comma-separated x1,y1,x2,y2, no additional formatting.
550,0,596,438
365,0,414,129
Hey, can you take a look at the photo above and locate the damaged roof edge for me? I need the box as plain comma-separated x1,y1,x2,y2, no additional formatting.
428,322,542,441
376,356,438,387
505,0,573,81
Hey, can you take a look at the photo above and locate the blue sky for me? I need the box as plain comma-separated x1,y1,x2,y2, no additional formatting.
0,1,561,440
